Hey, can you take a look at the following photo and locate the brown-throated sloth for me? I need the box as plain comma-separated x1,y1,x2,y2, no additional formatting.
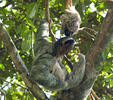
60,4,81,36
30,19,85,91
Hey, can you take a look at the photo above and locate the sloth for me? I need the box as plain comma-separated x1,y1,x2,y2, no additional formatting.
30,19,85,91
60,0,81,36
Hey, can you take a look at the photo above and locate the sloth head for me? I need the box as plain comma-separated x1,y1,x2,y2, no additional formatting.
53,37,74,57
60,6,81,37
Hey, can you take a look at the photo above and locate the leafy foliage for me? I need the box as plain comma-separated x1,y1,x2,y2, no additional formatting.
0,0,113,99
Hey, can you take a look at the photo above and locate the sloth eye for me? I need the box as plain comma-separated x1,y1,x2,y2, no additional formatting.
64,40,74,45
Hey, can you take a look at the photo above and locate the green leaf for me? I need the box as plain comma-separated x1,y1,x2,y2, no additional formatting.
26,2,39,18
29,3,37,18
0,63,5,70
86,8,93,14
80,0,84,3
99,2,105,9
110,79,113,87
90,0,97,3
16,24,27,34
102,48,109,58
22,31,33,51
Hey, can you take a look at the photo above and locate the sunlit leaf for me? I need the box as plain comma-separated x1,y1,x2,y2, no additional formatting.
90,0,97,3
0,63,5,70
110,79,113,87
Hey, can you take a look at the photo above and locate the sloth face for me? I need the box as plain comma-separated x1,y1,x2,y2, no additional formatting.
53,37,74,57
61,37,74,54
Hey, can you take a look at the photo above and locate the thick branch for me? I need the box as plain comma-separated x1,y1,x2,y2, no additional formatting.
86,7,113,73
73,5,113,100
0,25,48,100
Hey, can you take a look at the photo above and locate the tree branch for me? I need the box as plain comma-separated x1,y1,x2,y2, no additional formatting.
0,77,28,90
73,5,113,100
0,25,48,100
0,88,6,100
79,28,96,39
91,89,100,100
45,0,56,42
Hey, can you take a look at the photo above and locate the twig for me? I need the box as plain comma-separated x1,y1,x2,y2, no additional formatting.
105,0,113,2
0,89,6,100
45,0,50,23
45,0,56,42
91,89,100,100
88,95,92,100
90,93,95,100
64,55,73,70
0,77,28,90
80,27,97,34
79,28,96,39
2,1,14,8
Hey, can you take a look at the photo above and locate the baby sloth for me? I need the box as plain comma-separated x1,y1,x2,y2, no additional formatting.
60,6,81,36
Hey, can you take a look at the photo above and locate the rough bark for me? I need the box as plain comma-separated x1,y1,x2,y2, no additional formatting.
0,25,49,100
